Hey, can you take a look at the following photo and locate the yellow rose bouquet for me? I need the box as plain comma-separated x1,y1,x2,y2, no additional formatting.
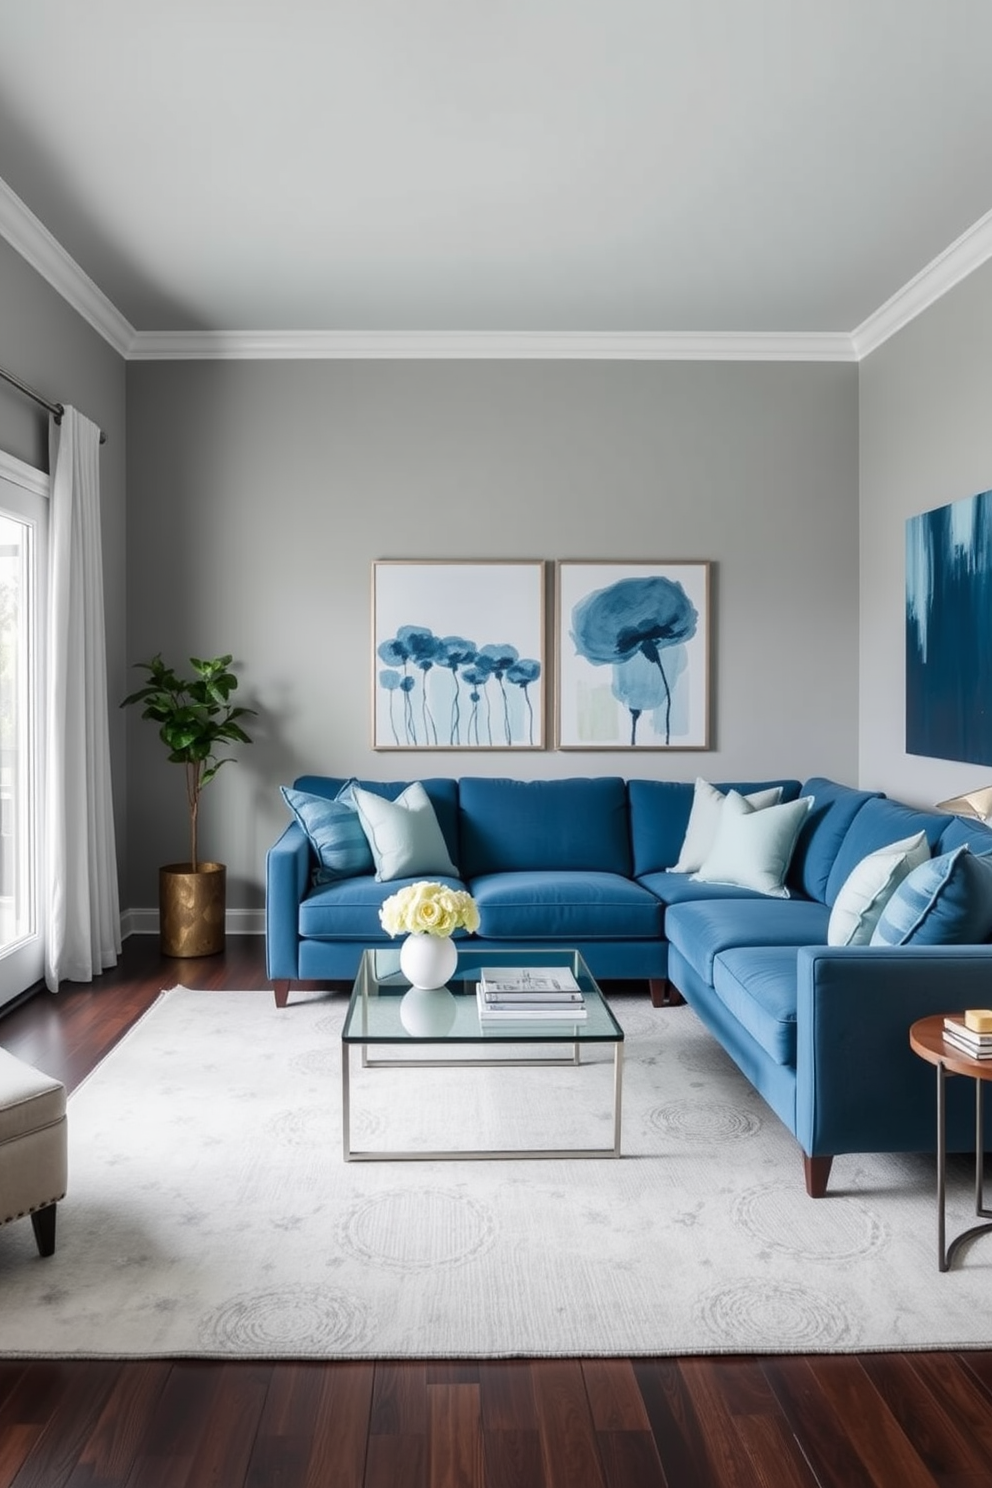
379,880,480,938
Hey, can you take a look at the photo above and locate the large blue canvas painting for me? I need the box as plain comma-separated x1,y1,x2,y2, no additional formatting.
906,489,992,764
373,560,545,750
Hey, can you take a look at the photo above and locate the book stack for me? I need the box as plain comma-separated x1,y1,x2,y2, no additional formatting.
476,966,587,1022
943,1014,992,1060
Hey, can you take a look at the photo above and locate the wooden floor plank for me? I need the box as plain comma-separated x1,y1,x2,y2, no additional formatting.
479,1360,538,1433
427,1383,483,1488
0,1426,40,1488
3,1360,121,1488
369,1362,428,1436
181,1363,272,1488
677,1358,768,1488
677,1357,818,1488
806,1356,939,1488
631,1359,713,1488
730,1411,821,1488
860,1352,992,1484
582,1359,651,1432
242,1362,327,1488
596,1429,669,1488
481,1427,545,1488
364,1432,426,1488
118,1362,223,1488
300,1362,375,1488
63,1360,171,1488
531,1360,606,1488
761,1357,881,1488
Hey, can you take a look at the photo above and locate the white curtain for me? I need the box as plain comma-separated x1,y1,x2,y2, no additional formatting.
45,406,121,990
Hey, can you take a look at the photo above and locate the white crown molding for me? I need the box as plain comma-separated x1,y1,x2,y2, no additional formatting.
0,176,136,358
128,328,856,361
0,448,49,498
2,157,991,364
852,206,992,360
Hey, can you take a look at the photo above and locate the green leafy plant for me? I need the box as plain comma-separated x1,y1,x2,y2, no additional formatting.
122,654,255,872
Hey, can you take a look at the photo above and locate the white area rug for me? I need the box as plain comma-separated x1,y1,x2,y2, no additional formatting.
1,985,990,1359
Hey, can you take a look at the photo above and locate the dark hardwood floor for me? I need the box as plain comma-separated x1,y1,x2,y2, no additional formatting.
2,938,992,1487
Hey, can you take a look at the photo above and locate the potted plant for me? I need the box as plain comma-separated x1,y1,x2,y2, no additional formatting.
122,653,255,957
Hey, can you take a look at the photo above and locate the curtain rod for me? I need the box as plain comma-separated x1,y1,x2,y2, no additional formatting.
0,365,107,445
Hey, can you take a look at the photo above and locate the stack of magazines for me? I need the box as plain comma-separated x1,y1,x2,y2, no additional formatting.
943,1015,992,1059
476,966,587,1021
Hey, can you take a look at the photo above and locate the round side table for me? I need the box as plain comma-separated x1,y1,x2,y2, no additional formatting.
909,1014,992,1271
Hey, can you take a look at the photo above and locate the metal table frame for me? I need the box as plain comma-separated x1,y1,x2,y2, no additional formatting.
341,952,624,1162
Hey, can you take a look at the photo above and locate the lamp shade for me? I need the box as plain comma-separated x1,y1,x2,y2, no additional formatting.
935,785,992,822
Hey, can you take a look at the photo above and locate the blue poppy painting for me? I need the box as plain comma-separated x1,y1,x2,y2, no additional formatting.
373,561,546,749
906,490,992,764
556,562,710,748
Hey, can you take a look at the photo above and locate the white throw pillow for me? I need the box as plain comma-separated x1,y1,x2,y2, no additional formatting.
827,831,931,946
352,781,459,883
673,777,784,873
692,791,813,898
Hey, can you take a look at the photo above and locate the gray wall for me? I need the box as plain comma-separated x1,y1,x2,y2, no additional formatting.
860,257,992,808
126,357,860,914
0,236,128,895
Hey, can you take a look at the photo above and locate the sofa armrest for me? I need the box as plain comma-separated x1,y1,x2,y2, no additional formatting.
795,944,992,1159
265,823,311,979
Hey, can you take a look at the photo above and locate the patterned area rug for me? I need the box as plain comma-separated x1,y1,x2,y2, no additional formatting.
0,985,988,1359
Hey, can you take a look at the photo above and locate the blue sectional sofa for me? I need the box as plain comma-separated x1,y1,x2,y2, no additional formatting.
266,773,992,1194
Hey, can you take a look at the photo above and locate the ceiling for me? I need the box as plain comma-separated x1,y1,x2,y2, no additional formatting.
2,0,992,356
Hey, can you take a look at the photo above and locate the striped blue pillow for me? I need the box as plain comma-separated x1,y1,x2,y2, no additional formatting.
280,786,374,883
870,846,992,946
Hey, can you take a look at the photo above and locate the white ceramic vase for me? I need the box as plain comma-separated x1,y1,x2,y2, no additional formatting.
399,931,458,991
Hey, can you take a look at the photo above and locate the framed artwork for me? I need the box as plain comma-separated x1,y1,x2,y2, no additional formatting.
907,489,992,764
373,560,546,750
556,560,711,750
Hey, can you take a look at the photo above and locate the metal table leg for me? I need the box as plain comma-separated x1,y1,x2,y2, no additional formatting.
936,1061,992,1271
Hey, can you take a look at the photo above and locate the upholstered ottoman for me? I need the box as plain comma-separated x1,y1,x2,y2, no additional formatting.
0,1048,67,1256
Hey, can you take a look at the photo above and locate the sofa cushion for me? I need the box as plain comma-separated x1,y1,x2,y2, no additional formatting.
459,777,631,877
692,793,813,897
628,777,801,877
299,872,467,940
824,797,945,906
665,897,830,982
937,815,992,856
639,870,777,908
672,778,784,873
826,830,931,946
712,947,801,1066
871,846,992,946
469,870,662,940
280,785,375,883
786,777,883,903
352,781,459,882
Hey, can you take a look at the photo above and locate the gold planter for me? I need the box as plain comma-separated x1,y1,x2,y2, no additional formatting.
159,862,226,958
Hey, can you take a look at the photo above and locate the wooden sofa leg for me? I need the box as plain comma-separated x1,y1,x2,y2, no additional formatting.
803,1154,833,1198
30,1203,57,1258
273,980,291,1009
649,978,685,1008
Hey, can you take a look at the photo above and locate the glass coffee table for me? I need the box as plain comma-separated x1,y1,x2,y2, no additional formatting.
341,947,624,1161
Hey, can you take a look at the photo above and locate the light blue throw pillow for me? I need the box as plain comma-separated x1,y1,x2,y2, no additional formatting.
870,846,992,946
692,791,813,898
280,785,375,883
352,781,459,883
826,830,930,946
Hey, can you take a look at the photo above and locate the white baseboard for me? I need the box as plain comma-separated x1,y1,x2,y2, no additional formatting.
122,908,266,937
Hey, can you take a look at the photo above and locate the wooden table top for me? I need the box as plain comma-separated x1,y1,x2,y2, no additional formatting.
910,1013,992,1080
